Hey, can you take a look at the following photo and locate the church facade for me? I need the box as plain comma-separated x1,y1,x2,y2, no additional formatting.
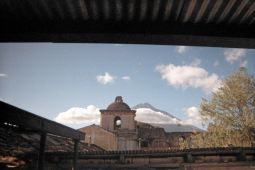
79,96,138,150
79,96,193,151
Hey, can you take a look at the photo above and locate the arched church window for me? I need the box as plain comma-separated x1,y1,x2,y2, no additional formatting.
114,116,121,129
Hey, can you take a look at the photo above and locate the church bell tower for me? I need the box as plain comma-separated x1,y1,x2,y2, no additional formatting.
100,96,138,150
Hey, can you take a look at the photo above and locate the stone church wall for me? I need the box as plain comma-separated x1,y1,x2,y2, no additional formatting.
79,125,117,150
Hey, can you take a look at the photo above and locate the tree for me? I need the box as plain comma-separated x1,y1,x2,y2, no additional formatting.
198,68,255,147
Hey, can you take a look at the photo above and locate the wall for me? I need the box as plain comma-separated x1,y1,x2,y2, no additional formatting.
44,148,255,170
79,125,117,150
181,162,255,170
100,111,136,132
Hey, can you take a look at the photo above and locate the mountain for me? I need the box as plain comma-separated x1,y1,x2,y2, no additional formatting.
150,123,203,132
132,103,203,132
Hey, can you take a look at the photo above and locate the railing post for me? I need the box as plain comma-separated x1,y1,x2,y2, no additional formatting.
73,140,79,170
237,150,246,161
184,153,193,163
38,133,47,170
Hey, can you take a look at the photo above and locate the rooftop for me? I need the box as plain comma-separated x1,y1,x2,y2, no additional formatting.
0,0,254,48
106,96,131,111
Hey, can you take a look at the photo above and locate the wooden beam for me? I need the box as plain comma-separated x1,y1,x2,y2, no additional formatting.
0,21,254,48
0,101,85,140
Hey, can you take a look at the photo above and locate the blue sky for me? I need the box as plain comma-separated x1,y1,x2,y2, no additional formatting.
0,43,254,129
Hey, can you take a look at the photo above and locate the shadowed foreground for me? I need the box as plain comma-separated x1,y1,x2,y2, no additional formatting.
44,147,255,170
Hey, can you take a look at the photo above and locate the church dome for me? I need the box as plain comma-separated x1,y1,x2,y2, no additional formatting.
107,96,131,111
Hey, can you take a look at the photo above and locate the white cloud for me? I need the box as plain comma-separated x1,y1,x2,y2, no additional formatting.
156,64,221,94
213,60,219,66
240,60,248,67
224,48,246,64
135,108,179,124
55,105,100,124
54,105,205,128
122,76,130,80
176,46,189,54
0,73,7,77
113,44,123,47
135,107,206,128
190,58,202,66
181,107,203,127
96,72,115,85
0,97,10,103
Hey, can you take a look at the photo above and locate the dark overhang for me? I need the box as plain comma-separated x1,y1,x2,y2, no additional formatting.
0,101,85,140
0,0,254,48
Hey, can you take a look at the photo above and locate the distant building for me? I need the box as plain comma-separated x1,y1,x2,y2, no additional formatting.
79,96,194,150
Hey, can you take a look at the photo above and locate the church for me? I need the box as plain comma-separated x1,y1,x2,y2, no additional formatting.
79,96,193,150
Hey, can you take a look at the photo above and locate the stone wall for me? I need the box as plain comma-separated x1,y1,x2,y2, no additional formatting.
100,110,136,132
137,122,193,150
79,125,117,150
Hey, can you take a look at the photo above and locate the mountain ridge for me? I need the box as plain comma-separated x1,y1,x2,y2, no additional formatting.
132,102,203,132
132,102,180,120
